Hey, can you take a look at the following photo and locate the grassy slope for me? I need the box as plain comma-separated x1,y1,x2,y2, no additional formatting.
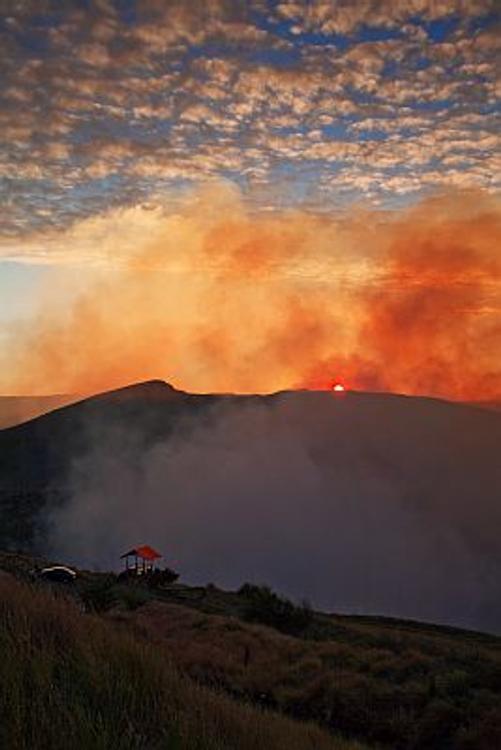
0,572,365,750
1,552,500,750
108,597,501,749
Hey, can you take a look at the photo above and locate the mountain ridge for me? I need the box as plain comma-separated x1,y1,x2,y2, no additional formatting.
1,380,500,634
4,377,501,434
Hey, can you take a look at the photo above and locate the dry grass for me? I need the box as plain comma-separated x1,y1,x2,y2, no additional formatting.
0,574,367,750
110,598,501,749
2,551,500,749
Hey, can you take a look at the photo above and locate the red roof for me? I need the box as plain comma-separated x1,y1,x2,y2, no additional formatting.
120,545,162,561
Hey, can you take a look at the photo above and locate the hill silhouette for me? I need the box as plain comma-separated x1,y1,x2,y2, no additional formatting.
0,393,77,429
1,380,500,633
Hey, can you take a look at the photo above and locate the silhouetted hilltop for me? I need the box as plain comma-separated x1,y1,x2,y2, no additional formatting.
84,378,181,403
1,379,499,497
0,393,77,429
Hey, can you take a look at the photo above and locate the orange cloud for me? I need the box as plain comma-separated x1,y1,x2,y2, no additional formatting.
2,187,500,401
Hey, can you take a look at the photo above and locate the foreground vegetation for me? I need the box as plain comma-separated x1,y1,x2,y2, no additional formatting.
1,551,500,749
112,594,501,749
0,572,363,750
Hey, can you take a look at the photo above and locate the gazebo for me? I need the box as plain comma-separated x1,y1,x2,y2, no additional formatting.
120,545,162,575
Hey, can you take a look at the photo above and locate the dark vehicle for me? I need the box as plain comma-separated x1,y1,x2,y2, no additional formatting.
39,565,77,583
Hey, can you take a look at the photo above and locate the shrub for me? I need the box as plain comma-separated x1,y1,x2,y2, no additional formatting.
238,583,313,635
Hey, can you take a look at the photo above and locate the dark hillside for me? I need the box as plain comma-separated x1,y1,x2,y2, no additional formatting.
1,380,500,539
1,381,500,632
0,380,274,488
0,381,231,547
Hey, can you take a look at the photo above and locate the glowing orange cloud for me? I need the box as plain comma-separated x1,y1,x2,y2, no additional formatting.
1,187,500,401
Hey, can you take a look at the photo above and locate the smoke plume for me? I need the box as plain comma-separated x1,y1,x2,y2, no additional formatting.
2,186,500,401
48,390,501,634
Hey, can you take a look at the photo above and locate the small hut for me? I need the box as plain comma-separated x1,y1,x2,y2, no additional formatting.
120,545,162,576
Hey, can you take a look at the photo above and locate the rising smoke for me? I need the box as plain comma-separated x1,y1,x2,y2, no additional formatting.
48,390,501,634
2,185,500,401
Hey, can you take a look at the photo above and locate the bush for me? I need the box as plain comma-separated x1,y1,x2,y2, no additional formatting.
147,566,180,587
238,583,313,635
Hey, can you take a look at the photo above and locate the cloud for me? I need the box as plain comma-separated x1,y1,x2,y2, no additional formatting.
1,185,499,401
276,0,497,35
0,0,499,231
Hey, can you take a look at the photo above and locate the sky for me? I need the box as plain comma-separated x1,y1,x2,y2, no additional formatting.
0,0,500,398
